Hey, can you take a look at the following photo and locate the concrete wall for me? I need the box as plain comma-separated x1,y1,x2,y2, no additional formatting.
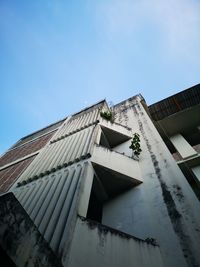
68,216,164,267
0,193,62,267
102,96,200,267
52,107,100,142
6,102,103,266
3,97,200,267
12,162,91,266
91,145,142,184
17,125,96,182
114,140,132,157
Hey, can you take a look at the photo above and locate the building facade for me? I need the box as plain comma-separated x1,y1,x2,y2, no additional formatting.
0,84,200,267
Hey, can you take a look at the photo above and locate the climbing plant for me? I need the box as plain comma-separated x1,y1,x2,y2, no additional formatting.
129,133,142,156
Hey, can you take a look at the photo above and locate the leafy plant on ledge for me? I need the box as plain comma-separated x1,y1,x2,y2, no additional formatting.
100,110,113,121
129,133,142,158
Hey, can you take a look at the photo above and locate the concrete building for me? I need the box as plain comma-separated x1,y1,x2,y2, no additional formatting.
0,84,200,267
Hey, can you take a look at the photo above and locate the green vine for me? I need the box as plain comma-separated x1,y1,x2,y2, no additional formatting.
129,133,142,156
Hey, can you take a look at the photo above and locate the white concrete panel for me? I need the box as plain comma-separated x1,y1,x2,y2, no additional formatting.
78,164,94,217
99,119,132,138
91,145,142,184
114,140,132,158
170,134,197,159
68,217,164,267
102,96,200,267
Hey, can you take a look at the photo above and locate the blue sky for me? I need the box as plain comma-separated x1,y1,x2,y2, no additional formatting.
0,0,200,154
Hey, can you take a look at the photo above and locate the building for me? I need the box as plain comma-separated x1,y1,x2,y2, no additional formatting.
0,84,200,267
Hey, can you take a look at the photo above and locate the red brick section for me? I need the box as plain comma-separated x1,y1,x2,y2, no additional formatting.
12,119,65,149
0,156,36,194
0,131,55,167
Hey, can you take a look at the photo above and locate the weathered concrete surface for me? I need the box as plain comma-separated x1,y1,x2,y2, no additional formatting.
12,162,91,266
91,144,142,184
51,105,101,142
102,96,200,267
0,193,63,267
68,216,164,267
17,125,95,182
2,96,200,267
99,119,132,147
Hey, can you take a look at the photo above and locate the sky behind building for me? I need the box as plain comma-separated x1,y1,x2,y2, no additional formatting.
0,0,200,154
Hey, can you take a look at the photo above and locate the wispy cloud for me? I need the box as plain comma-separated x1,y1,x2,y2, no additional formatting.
93,0,200,59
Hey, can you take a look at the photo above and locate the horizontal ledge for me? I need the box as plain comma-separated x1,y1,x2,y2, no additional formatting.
91,145,142,184
17,153,91,187
78,215,158,246
50,120,99,144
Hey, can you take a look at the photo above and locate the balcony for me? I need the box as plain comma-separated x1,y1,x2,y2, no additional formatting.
91,145,142,199
99,119,132,148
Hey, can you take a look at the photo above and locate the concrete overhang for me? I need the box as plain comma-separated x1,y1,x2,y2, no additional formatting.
177,154,200,168
91,145,142,198
99,119,132,148
156,104,200,137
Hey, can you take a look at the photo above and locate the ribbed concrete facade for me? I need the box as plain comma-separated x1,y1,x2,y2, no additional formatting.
13,163,89,255
51,107,100,142
17,125,95,182
0,85,200,267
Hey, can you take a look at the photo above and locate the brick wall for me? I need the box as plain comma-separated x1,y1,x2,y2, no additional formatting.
0,131,55,167
0,156,35,194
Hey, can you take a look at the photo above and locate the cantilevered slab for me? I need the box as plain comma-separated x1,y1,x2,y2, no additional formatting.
99,119,132,148
91,145,142,194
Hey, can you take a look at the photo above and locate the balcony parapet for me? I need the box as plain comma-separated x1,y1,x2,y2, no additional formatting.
100,119,132,137
91,145,142,185
68,216,164,267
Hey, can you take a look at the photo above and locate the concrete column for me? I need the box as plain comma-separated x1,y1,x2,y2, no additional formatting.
78,164,94,217
170,134,197,159
192,165,200,183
